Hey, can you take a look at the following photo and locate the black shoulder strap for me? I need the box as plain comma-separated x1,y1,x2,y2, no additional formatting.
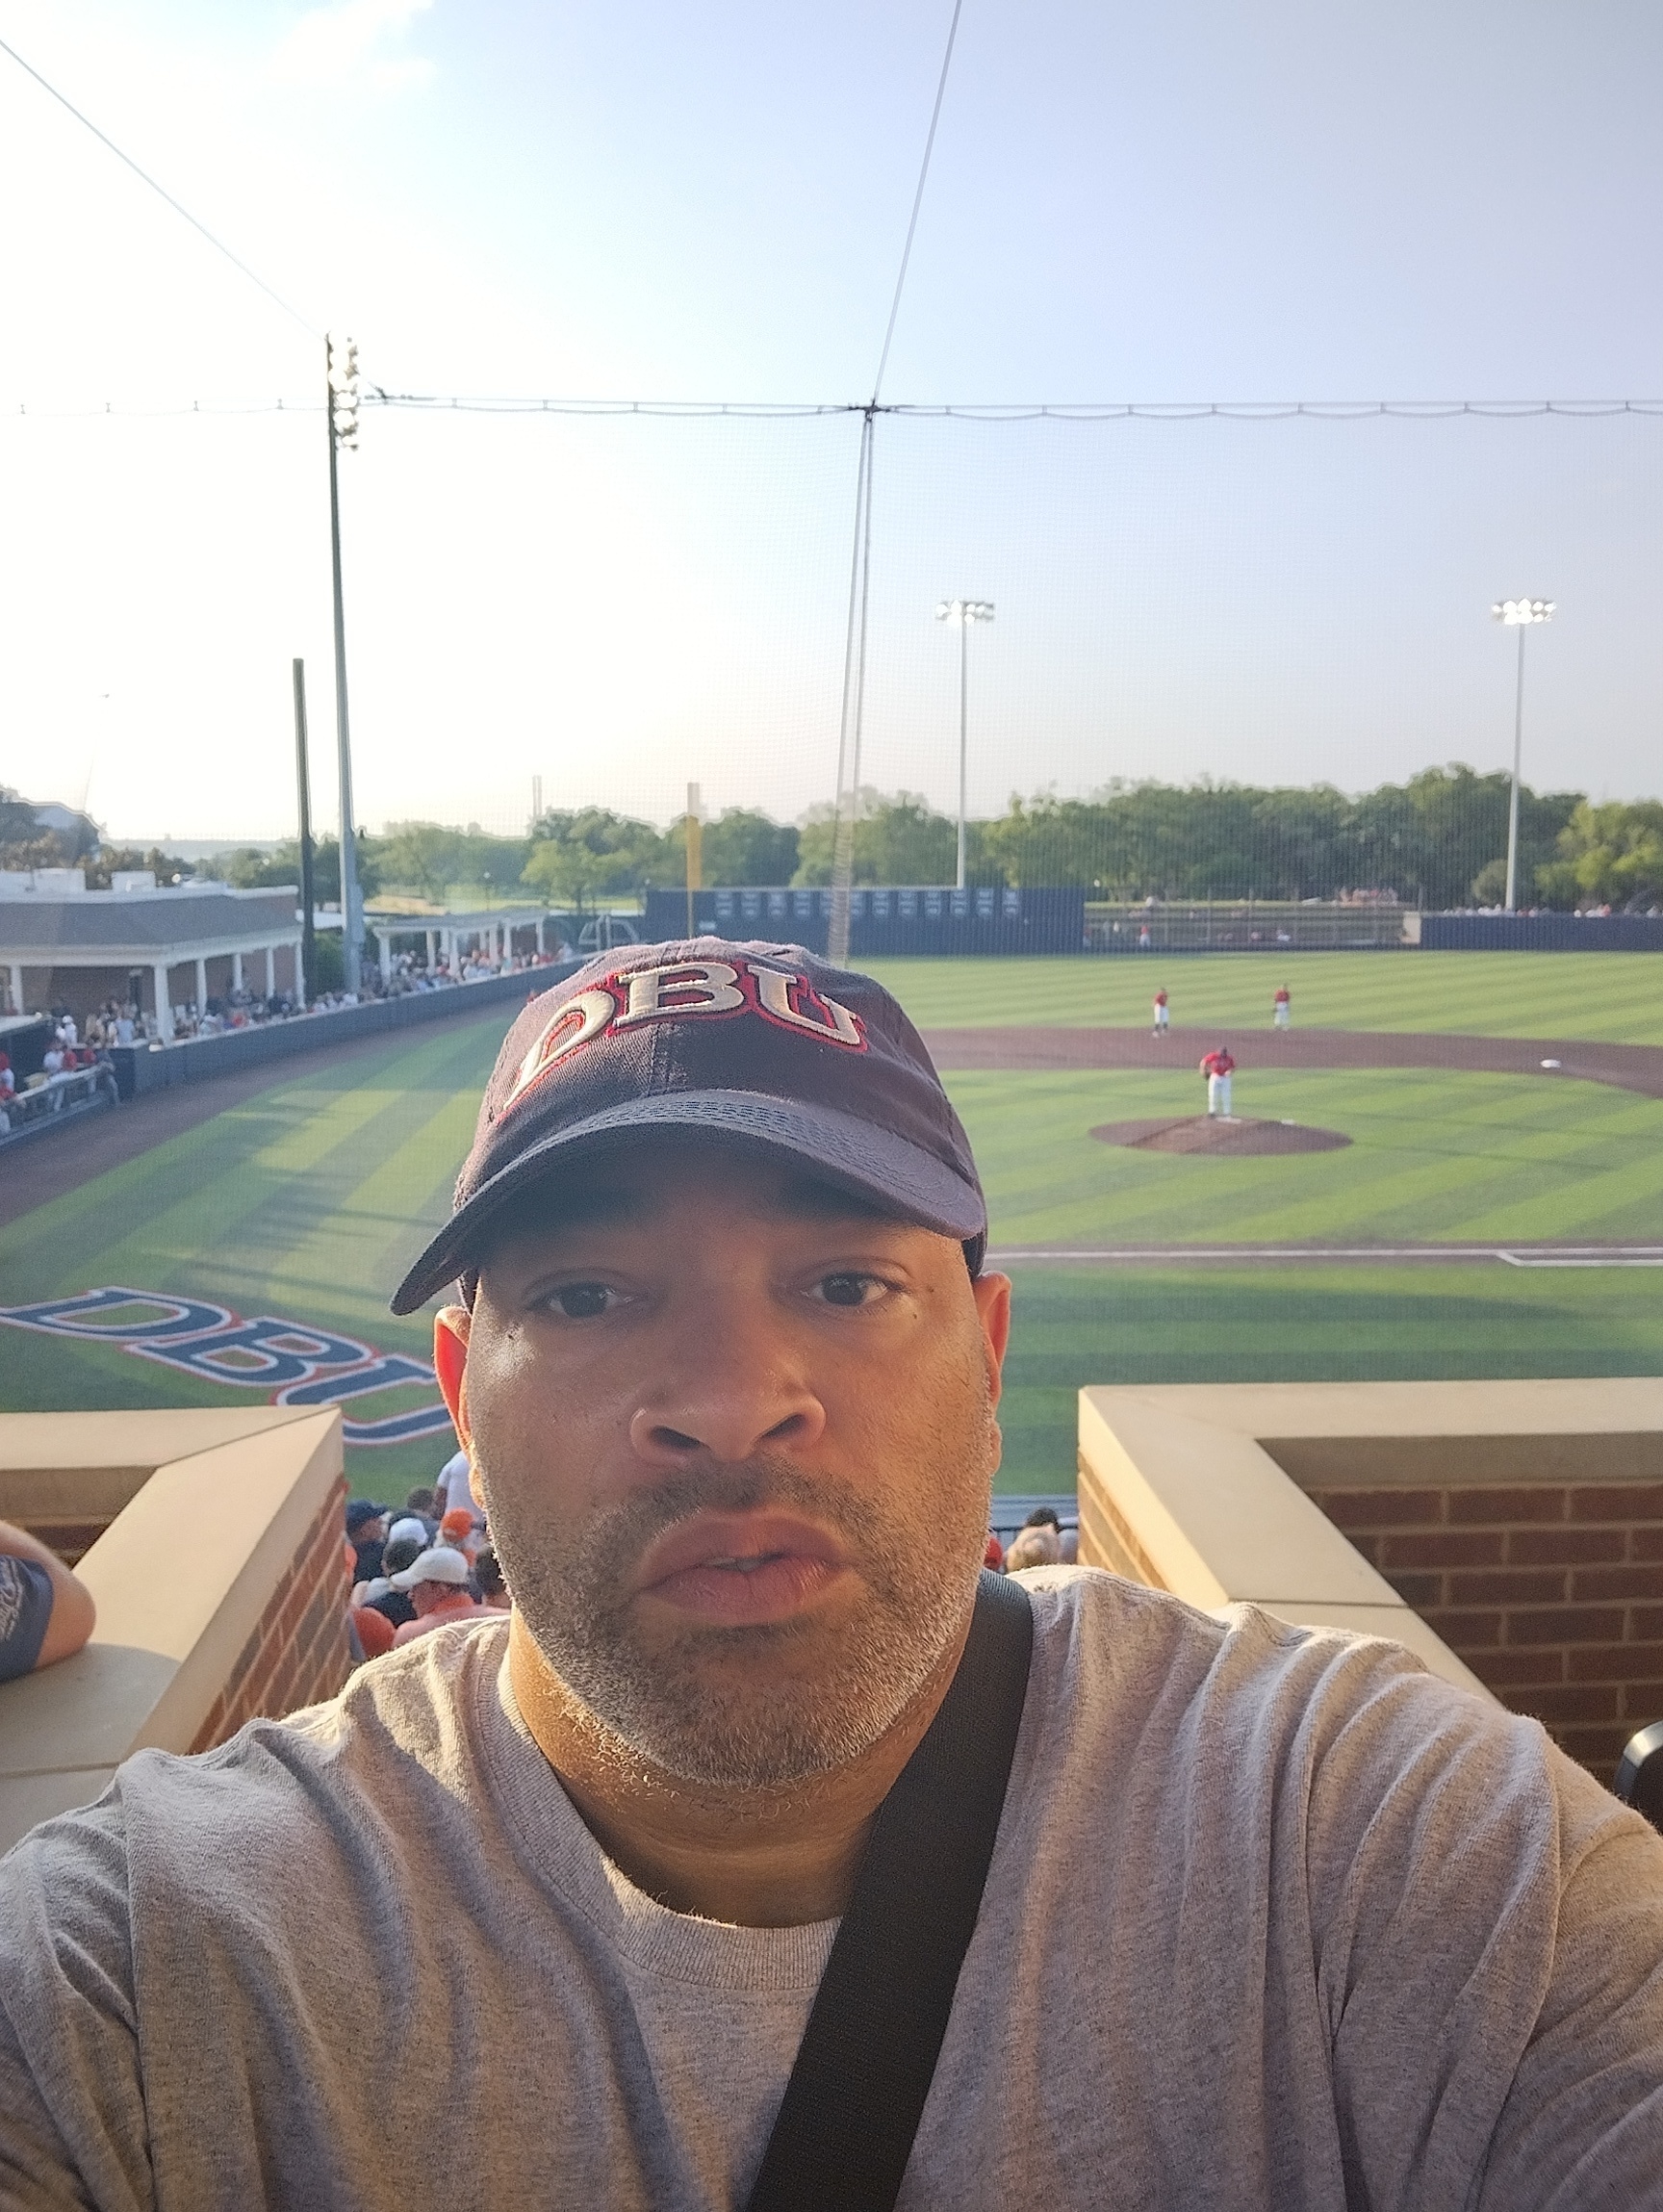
746,1569,1035,2212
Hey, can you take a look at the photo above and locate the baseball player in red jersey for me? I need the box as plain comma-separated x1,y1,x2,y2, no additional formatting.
1200,1044,1236,1118
1153,988,1169,1037
1273,985,1291,1031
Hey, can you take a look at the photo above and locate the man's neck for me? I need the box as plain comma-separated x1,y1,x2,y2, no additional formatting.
505,1611,970,1927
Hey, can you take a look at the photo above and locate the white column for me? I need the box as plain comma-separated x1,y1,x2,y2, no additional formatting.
535,916,545,955
194,956,208,1013
425,929,436,968
377,931,392,985
6,964,21,1016
231,950,244,992
266,945,276,996
152,965,174,1042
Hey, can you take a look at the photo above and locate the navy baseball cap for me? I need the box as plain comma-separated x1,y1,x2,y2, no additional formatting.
389,938,987,1314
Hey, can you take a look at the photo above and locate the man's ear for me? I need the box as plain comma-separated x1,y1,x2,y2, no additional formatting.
434,1305,473,1452
971,1272,1012,1408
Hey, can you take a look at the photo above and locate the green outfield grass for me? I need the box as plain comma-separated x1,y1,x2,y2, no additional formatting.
0,1017,505,1498
949,1067,1663,1246
864,949,1663,1042
996,1264,1663,1480
4,949,1662,1499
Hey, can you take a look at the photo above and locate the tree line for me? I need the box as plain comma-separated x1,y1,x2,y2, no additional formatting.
7,772,1661,913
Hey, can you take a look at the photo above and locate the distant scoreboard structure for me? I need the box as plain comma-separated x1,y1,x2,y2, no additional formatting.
643,886,1087,957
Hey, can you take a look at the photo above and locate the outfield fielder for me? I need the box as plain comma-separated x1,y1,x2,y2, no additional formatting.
3,940,1661,2209
1152,986,1169,1037
1200,1042,1235,1118
1273,984,1291,1029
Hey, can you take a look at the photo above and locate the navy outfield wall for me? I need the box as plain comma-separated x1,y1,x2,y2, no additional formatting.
643,886,1088,957
1417,913,1663,951
108,964,583,1099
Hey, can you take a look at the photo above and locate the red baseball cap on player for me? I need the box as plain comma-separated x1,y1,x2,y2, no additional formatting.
389,938,987,1314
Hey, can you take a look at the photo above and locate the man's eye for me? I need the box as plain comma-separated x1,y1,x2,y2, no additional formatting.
817,1272,883,1309
547,1283,613,1320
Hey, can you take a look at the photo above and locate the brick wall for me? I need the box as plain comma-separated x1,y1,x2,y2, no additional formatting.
1309,1480,1663,1777
1077,1455,1167,1589
188,1474,352,1753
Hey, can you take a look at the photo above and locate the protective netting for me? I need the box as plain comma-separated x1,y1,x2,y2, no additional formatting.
5,399,1660,866
6,399,1663,1488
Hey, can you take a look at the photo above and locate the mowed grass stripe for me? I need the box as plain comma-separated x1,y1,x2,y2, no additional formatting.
0,1017,507,1324
947,1069,1663,1247
868,950,1663,1043
260,1091,485,1350
128,1039,499,1337
995,1261,1663,1480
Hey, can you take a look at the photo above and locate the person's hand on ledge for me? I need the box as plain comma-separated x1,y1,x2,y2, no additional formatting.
0,1518,96,1681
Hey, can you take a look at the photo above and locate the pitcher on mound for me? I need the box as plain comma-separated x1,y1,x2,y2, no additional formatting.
1200,1044,1236,1119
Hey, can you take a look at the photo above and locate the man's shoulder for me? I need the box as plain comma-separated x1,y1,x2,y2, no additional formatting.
2,1617,511,1894
1013,1564,1539,1796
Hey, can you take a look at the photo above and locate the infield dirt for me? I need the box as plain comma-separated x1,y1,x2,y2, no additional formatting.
1089,1115,1352,1155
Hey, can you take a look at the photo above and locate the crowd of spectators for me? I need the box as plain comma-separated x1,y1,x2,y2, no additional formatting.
343,1453,509,1664
152,939,577,1045
984,1505,1079,1575
0,1012,119,1140
341,1473,1079,1669
6,941,580,1101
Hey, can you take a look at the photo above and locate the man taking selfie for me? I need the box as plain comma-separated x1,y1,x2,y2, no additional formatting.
2,939,1661,2208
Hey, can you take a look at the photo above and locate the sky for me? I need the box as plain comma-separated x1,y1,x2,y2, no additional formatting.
1,0,1660,844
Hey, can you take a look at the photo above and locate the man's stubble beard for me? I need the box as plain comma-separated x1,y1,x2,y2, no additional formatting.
478,1389,997,1792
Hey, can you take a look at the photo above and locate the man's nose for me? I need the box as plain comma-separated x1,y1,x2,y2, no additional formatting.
627,1309,826,1467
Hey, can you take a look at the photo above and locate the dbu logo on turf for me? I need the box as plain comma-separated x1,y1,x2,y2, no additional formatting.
505,960,866,1116
0,1289,454,1447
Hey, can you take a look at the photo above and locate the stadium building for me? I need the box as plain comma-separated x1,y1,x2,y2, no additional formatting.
0,872,303,1038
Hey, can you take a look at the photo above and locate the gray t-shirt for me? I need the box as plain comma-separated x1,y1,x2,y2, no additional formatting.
3,1567,1662,2209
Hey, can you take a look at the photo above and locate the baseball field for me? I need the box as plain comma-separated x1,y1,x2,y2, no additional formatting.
3,949,1661,1495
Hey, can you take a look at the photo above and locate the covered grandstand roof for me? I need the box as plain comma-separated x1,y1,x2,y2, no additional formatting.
0,886,299,960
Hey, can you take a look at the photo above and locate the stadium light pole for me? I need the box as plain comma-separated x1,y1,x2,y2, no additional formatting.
292,658,317,1005
935,598,995,888
1491,597,1555,913
326,334,363,993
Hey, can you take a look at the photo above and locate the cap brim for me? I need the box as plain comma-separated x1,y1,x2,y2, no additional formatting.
389,1089,987,1315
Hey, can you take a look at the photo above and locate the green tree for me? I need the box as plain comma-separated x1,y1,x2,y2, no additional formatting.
85,844,193,889
522,810,668,909
0,788,38,847
1535,800,1663,911
437,827,534,897
202,835,379,906
1470,858,1510,906
376,822,467,904
793,791,960,886
662,808,800,887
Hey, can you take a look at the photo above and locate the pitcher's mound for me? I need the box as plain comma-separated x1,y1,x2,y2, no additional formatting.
1089,1116,1352,1156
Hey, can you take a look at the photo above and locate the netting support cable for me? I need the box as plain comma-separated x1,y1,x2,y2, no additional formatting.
871,0,965,406
828,408,878,965
0,33,320,341
829,0,965,957
9,396,1663,422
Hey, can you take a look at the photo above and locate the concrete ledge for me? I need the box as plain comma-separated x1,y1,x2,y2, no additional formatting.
1078,1383,1495,1697
0,1407,345,1855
